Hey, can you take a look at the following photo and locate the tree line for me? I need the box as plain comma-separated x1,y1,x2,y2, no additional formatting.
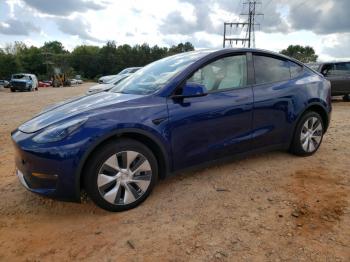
0,41,195,80
0,41,318,80
280,45,318,63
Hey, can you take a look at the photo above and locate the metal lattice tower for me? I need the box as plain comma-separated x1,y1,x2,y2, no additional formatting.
223,1,263,48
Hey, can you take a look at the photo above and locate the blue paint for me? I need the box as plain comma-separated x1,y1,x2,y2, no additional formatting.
11,48,332,202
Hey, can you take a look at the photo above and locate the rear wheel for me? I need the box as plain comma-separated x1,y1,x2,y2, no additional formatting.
84,139,158,212
290,111,324,156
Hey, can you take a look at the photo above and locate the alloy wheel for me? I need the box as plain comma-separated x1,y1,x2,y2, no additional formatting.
97,150,152,205
300,116,323,153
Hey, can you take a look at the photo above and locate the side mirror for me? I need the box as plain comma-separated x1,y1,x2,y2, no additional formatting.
172,82,208,99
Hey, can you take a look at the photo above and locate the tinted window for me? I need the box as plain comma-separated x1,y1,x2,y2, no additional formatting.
129,68,140,73
187,55,247,92
254,55,290,84
321,64,334,76
333,63,350,75
336,62,350,71
323,63,350,76
290,62,303,78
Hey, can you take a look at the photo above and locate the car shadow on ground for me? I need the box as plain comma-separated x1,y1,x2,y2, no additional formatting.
11,150,292,217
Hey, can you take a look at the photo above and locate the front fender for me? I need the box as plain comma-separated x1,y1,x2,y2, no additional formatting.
74,125,171,201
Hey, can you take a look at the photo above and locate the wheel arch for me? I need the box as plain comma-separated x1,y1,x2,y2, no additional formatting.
301,103,330,132
75,128,170,200
287,102,329,154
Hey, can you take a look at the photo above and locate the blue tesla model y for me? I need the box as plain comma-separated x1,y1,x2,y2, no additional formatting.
12,49,331,211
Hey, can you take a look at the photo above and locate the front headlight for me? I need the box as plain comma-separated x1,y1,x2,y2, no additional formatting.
32,118,88,143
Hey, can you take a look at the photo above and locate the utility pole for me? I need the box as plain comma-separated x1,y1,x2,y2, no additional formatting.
223,1,263,48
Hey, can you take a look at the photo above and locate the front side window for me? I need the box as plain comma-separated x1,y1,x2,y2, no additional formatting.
254,55,290,85
187,55,247,92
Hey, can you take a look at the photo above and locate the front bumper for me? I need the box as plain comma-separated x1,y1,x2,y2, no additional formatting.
11,84,30,91
16,169,29,189
11,129,85,202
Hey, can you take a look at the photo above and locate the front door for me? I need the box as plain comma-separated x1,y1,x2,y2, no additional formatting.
167,54,254,171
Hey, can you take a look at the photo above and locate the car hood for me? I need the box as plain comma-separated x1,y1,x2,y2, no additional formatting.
19,92,143,133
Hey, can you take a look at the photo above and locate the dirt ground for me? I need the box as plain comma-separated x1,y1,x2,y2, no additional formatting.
0,83,349,261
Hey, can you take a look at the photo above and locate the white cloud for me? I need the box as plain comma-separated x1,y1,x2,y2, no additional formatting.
0,0,349,60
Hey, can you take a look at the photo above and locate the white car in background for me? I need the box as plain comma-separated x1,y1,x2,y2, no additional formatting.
87,74,130,95
98,75,116,84
118,67,142,75
97,67,142,84
69,79,83,85
0,80,9,87
70,79,78,85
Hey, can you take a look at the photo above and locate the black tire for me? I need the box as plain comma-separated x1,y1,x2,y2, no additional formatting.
10,88,15,92
290,111,324,156
343,94,350,102
83,139,158,212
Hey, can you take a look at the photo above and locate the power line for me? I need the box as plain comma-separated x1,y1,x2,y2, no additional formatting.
223,1,263,48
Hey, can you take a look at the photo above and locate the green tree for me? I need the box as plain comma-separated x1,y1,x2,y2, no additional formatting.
18,46,46,76
168,42,195,55
41,41,67,54
1,41,195,80
70,45,100,79
0,50,20,79
99,41,119,75
280,45,318,63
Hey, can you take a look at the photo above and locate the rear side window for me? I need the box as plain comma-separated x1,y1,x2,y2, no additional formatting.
323,63,350,76
253,55,290,85
290,62,303,78
334,63,350,75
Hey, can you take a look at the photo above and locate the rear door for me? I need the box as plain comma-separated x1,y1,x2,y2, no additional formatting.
251,54,302,148
167,53,254,170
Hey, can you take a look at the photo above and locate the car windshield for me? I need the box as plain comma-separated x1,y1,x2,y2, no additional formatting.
12,74,29,80
118,69,130,75
105,75,125,84
113,75,128,85
110,51,211,95
128,68,140,73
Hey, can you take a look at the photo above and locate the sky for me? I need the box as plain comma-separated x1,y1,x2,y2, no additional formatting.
0,0,349,61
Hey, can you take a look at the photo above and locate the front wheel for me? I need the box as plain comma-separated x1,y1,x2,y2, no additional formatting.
84,139,158,212
290,111,324,156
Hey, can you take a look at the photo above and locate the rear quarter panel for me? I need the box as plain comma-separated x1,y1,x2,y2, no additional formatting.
252,70,330,148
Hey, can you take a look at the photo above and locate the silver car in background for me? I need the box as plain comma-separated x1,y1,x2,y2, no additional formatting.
97,67,142,84
87,74,130,94
0,80,9,88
